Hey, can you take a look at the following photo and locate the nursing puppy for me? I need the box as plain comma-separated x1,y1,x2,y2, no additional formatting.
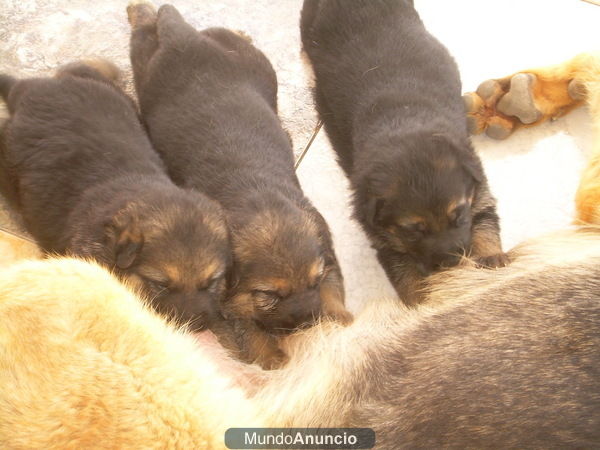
127,2,351,368
0,60,230,330
1,229,600,448
300,0,508,304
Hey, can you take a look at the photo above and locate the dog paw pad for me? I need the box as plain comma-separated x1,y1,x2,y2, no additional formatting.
496,73,542,125
476,79,504,101
485,117,515,140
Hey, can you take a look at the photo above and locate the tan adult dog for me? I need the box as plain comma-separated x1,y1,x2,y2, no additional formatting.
1,225,600,448
463,52,600,224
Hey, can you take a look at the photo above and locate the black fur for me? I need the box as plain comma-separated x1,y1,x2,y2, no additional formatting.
129,4,351,368
0,62,230,330
301,0,507,304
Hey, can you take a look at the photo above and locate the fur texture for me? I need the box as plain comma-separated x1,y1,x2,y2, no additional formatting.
300,0,507,304
0,60,230,331
1,228,600,447
462,52,600,225
127,3,351,368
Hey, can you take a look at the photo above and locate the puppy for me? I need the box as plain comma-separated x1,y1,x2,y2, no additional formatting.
127,2,352,369
0,60,230,330
2,228,600,447
300,0,508,304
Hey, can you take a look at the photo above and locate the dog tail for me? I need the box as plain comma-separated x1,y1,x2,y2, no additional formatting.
0,74,17,104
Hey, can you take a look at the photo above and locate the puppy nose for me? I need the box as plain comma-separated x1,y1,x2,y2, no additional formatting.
431,251,462,270
169,293,221,330
289,290,321,328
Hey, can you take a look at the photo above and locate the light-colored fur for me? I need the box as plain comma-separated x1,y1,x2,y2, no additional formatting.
0,231,39,268
2,226,600,447
3,51,600,448
0,259,262,448
470,52,600,224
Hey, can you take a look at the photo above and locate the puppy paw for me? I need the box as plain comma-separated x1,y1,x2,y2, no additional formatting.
463,68,586,140
127,0,157,29
324,307,354,326
233,30,253,43
475,253,510,269
255,348,289,371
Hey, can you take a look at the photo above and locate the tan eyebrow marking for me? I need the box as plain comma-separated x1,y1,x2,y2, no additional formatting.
447,198,467,217
252,278,291,295
308,259,325,282
396,215,426,227
137,266,170,283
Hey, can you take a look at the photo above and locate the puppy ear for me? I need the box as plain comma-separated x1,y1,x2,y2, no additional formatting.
363,164,395,226
226,258,241,291
432,133,484,184
365,197,386,226
106,204,144,269
461,154,484,184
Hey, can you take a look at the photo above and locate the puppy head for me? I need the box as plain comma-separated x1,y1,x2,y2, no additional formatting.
223,202,325,335
359,134,483,274
105,193,231,330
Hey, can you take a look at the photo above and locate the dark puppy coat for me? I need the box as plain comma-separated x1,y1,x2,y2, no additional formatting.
0,62,229,329
129,4,350,368
301,0,507,304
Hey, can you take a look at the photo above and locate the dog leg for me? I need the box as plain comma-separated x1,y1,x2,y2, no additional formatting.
237,320,288,370
463,52,600,225
469,181,509,268
320,265,353,325
376,248,426,306
576,151,600,225
573,56,600,225
463,53,599,139
154,4,197,49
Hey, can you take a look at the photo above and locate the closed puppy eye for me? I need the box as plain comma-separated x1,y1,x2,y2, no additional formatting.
397,221,427,235
253,289,282,299
253,290,282,310
309,268,327,289
198,273,224,292
146,278,170,292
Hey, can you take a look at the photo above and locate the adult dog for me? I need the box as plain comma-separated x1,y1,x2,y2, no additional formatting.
0,229,599,448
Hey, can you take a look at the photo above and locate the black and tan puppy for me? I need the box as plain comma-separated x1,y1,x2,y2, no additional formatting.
127,2,351,369
301,0,508,304
0,60,230,330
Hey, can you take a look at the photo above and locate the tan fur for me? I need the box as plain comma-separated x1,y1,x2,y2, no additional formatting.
466,52,600,224
491,54,600,223
56,58,121,84
318,267,351,324
571,53,600,224
0,259,261,449
469,220,505,261
0,230,40,268
1,226,600,446
223,206,349,368
126,0,157,30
